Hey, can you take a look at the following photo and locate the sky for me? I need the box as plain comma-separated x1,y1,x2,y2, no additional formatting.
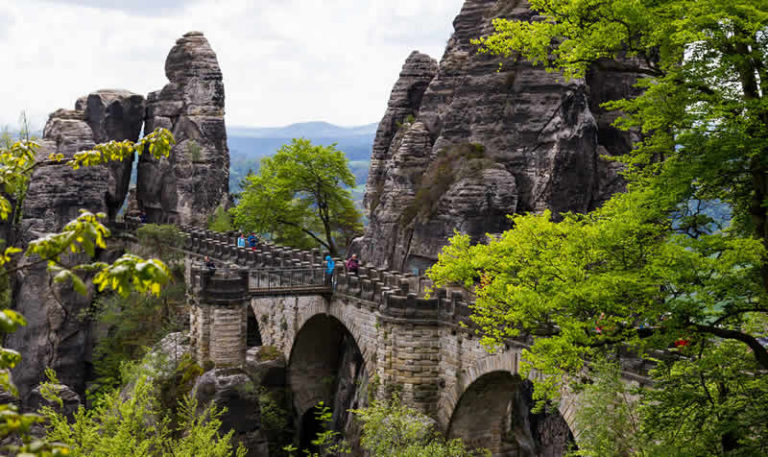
0,0,464,130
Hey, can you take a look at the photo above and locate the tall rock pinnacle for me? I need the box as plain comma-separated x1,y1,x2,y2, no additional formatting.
138,31,229,225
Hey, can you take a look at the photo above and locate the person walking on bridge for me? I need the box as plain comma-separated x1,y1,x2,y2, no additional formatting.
324,255,335,289
237,233,246,248
248,232,258,250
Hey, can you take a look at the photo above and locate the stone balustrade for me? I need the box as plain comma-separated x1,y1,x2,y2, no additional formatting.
178,225,475,326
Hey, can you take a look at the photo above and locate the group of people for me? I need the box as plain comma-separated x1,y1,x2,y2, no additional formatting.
204,232,362,287
324,253,360,287
237,232,261,250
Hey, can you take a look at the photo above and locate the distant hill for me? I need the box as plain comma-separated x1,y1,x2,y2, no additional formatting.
227,122,376,198
228,121,377,139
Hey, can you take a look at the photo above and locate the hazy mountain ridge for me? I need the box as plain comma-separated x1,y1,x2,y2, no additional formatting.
227,122,375,195
228,121,377,139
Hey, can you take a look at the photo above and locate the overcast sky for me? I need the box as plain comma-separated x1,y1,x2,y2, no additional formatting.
0,0,464,130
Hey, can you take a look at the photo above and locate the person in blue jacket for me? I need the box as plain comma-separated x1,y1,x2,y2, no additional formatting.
324,255,335,288
237,233,246,248
247,232,258,250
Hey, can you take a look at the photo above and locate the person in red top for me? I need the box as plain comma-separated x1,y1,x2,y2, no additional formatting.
345,254,360,275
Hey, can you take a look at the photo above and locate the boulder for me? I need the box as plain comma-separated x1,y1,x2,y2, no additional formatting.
27,384,82,420
245,346,286,388
194,369,269,457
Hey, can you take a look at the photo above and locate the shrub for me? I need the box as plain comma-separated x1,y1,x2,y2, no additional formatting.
352,397,486,457
41,372,246,457
209,205,234,233
136,223,186,261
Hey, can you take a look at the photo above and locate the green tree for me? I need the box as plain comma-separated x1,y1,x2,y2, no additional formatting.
0,128,176,456
232,138,362,255
209,205,234,233
429,1,768,454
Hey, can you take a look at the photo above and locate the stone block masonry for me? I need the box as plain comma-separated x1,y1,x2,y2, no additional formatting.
183,226,652,456
189,264,249,369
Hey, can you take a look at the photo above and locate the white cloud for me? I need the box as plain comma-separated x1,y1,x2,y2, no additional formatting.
0,0,464,129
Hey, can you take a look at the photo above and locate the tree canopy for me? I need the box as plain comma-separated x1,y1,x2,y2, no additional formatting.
429,1,768,454
231,138,362,256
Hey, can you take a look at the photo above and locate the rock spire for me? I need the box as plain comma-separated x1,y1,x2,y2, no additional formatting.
138,31,229,226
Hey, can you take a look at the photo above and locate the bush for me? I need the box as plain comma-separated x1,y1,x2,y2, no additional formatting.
209,205,234,233
136,223,186,262
41,372,246,457
352,397,486,457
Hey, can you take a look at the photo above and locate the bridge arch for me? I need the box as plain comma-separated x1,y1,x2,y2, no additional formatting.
447,370,574,457
287,313,370,451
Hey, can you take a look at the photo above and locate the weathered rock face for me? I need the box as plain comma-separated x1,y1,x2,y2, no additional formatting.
364,52,438,212
138,31,229,226
357,0,638,272
9,91,143,403
79,89,146,220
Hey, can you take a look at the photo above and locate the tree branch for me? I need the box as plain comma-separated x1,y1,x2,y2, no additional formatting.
694,324,768,370
275,218,330,251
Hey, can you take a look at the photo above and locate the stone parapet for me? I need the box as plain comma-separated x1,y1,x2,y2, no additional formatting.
179,226,475,327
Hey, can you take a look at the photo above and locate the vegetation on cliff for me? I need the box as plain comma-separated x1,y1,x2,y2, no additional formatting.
430,0,768,455
0,129,179,456
88,224,188,396
232,138,362,256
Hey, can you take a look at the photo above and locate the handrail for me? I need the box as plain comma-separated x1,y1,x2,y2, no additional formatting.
249,267,328,291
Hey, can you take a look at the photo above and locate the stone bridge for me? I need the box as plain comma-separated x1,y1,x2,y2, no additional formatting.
180,227,651,457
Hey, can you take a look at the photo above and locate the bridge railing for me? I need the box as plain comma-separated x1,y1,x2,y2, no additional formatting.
249,267,327,291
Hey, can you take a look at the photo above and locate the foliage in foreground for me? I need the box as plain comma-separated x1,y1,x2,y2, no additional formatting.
430,1,768,455
0,128,175,456
285,399,483,457
232,138,362,255
41,373,245,457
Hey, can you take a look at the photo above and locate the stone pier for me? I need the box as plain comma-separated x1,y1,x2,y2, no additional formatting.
189,265,249,369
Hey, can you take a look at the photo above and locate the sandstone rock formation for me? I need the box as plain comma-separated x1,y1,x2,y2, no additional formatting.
364,51,438,211
7,31,231,410
138,31,229,226
9,91,144,403
357,0,638,272
78,89,145,220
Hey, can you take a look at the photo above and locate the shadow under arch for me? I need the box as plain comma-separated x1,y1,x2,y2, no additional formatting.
246,306,263,348
448,371,573,457
288,314,368,452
